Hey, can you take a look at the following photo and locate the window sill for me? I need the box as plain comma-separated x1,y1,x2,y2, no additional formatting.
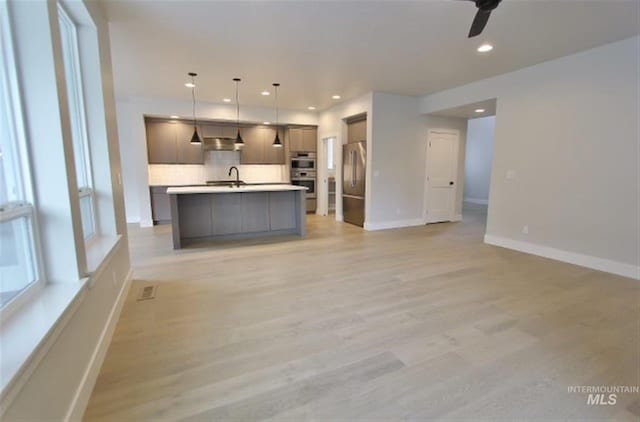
85,234,122,286
0,234,122,414
0,280,87,411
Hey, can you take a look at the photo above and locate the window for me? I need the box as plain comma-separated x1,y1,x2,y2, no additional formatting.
327,137,335,170
0,5,39,308
58,4,95,240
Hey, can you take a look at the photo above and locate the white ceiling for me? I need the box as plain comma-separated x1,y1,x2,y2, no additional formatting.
102,0,640,111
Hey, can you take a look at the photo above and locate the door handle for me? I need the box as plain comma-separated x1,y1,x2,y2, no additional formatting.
351,151,356,187
449,181,454,186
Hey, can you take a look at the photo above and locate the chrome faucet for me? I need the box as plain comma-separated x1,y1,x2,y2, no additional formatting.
228,166,240,187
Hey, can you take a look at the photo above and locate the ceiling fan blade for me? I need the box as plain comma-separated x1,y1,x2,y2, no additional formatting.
468,8,491,38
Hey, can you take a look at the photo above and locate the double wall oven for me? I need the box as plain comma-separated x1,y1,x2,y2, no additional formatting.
290,152,316,208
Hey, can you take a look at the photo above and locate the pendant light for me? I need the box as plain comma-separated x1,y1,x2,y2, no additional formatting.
272,83,282,147
233,78,244,147
188,72,202,145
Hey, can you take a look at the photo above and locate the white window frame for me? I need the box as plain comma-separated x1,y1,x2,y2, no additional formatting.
0,0,44,314
57,3,96,241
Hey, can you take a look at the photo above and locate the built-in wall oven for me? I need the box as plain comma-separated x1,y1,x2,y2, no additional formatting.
291,169,316,198
290,152,316,170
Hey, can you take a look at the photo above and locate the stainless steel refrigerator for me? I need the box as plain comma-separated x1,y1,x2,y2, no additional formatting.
342,141,366,227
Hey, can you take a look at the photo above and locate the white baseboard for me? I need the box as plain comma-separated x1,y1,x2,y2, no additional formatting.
336,214,343,222
484,234,640,280
125,217,140,224
464,197,489,205
364,218,424,231
451,214,463,222
140,219,153,228
64,268,133,421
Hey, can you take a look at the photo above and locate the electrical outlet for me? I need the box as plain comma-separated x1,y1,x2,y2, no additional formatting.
506,170,516,181
522,225,529,235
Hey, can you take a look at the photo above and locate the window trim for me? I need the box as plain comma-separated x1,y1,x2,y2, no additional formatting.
0,0,44,317
57,3,97,240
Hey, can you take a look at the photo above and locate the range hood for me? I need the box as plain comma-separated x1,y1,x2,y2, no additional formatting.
202,137,237,151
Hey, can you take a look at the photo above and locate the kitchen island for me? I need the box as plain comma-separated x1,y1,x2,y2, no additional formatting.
167,185,307,249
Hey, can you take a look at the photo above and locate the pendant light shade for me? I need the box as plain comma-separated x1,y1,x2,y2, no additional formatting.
190,127,201,144
233,78,244,147
272,83,282,147
188,72,202,145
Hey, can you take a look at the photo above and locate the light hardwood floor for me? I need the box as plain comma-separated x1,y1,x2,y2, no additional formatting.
85,205,640,421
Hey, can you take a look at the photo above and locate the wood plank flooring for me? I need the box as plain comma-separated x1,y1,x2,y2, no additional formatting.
84,205,640,421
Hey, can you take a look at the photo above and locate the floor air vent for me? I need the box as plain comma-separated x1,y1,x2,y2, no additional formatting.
137,285,157,301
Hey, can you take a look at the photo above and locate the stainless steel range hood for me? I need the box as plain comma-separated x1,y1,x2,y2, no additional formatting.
202,137,237,151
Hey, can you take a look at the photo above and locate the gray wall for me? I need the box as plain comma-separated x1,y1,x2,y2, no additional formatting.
420,36,640,271
464,116,495,203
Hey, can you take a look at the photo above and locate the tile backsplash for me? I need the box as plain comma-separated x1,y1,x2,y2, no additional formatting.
148,151,288,186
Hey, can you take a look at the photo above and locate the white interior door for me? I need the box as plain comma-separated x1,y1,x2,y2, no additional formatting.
425,130,459,223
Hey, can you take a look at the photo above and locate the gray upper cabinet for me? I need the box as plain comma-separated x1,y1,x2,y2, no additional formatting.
240,126,285,164
289,127,317,152
302,128,317,151
263,127,285,164
239,126,263,164
146,121,177,164
347,118,366,144
222,125,238,139
289,128,304,152
175,122,204,164
146,119,203,164
201,123,222,138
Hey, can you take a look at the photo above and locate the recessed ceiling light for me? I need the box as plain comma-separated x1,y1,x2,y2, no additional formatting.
170,115,179,119
185,82,195,88
308,106,316,110
261,91,270,96
223,98,231,102
477,43,493,53
263,121,271,125
332,95,341,100
475,108,486,113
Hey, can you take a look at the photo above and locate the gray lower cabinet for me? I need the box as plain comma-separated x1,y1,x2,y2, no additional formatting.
169,190,305,248
178,195,212,238
241,192,270,232
151,186,171,224
269,191,297,230
211,194,242,235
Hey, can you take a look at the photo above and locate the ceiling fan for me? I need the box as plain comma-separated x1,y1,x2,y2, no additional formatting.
463,0,503,38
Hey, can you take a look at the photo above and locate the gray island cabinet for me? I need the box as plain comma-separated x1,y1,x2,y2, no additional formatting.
167,185,307,249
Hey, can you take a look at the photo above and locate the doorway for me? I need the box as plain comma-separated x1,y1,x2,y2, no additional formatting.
462,115,496,226
318,136,337,216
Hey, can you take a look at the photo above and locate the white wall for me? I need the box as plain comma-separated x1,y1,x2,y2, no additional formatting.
420,36,640,278
317,92,372,221
464,116,495,204
4,0,132,418
117,96,318,226
365,92,424,229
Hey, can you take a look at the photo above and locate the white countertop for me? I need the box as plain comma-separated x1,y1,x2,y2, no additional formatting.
167,184,307,194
